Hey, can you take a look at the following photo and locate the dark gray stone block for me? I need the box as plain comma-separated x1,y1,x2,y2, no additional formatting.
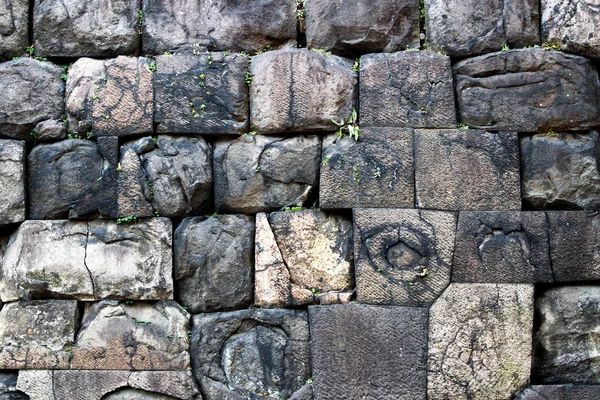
0,0,29,62
0,139,25,226
515,385,600,400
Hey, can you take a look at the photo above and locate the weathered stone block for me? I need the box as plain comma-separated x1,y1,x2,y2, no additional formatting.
0,219,173,301
142,0,296,54
250,49,357,133
354,209,456,307
515,385,600,400
454,49,600,132
452,212,553,283
305,0,419,56
0,140,25,226
0,371,27,400
426,0,539,57
174,215,254,313
0,0,29,61
214,134,321,213
415,129,521,211
309,304,428,400
33,0,139,57
0,300,78,369
155,53,249,135
428,283,534,399
360,52,456,128
0,58,64,140
320,128,414,208
521,132,600,210
191,309,311,399
34,119,67,141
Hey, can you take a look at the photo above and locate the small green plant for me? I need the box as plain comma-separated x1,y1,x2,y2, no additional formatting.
133,318,151,324
415,266,430,277
254,164,261,173
457,123,469,130
30,128,38,139
436,51,446,56
125,300,134,305
247,131,257,135
26,44,34,56
373,167,382,178
353,164,361,183
245,71,252,85
321,157,330,164
502,44,510,51
116,163,123,171
546,128,557,135
138,10,143,34
406,47,420,52
148,61,156,72
310,48,332,55
351,58,360,72
284,206,303,211
331,108,359,140
306,377,313,384
117,215,137,224
60,65,69,81
542,42,561,51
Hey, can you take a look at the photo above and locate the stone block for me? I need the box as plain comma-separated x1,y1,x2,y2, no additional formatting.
415,129,521,211
34,119,67,141
0,140,25,226
0,0,29,61
515,385,600,400
0,371,27,399
360,52,456,128
353,209,456,307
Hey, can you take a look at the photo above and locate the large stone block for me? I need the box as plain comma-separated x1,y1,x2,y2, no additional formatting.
354,209,456,307
309,304,428,400
155,53,249,135
454,49,600,132
0,219,173,302
0,300,78,369
214,134,321,213
426,0,539,57
452,212,553,283
305,0,419,56
33,0,139,57
0,140,25,226
515,385,600,400
521,132,600,210
0,0,29,61
320,128,414,208
191,309,311,399
428,283,534,399
415,129,521,211
174,215,254,313
0,58,64,140
360,52,456,128
250,49,357,133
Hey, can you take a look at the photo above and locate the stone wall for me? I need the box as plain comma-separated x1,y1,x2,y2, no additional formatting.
0,1,599,399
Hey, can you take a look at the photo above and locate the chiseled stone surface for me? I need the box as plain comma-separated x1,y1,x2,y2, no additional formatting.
415,129,521,211
0,139,25,226
0,0,29,61
428,283,534,400
515,385,600,400
309,304,428,400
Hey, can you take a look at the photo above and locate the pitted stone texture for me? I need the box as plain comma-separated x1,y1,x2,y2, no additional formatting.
71,301,190,371
34,119,67,141
191,309,311,400
360,52,456,128
142,0,296,54
428,283,534,400
155,53,249,135
0,300,78,369
426,0,540,57
29,137,118,219
250,49,357,133
354,209,456,307
320,128,414,208
452,212,553,283
117,144,154,219
454,49,600,132
415,129,521,211
0,58,64,140
0,0,29,61
0,140,25,226
521,132,600,210
309,304,428,400
542,0,600,59
515,385,600,400
0,219,173,302
0,371,27,400
33,0,139,57
174,215,254,313
214,135,321,213
305,0,419,56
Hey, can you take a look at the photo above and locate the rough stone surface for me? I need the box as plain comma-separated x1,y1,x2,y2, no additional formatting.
117,145,154,219
155,53,249,135
214,135,321,213
33,0,139,57
70,301,190,370
34,119,67,141
452,212,553,283
428,283,534,399
320,128,414,208
0,0,29,61
0,58,64,140
360,52,456,128
515,385,600,400
174,215,254,313
454,49,600,132
250,49,357,133
305,0,419,56
426,0,540,57
191,309,311,399
0,219,173,301
309,304,428,400
0,300,78,369
142,0,296,54
521,132,600,210
0,139,25,226
354,209,456,307
415,129,521,211
0,371,27,400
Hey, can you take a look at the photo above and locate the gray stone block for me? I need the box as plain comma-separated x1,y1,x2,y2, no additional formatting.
515,385,600,400
0,371,27,400
0,0,29,62
34,119,67,141
0,140,25,226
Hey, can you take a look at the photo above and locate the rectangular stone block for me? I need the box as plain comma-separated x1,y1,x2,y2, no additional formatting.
0,0,29,61
415,129,521,211
0,139,25,226
320,128,414,208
